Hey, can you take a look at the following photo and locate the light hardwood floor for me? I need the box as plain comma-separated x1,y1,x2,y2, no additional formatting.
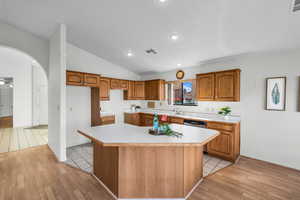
0,127,47,153
0,145,113,200
1,145,300,200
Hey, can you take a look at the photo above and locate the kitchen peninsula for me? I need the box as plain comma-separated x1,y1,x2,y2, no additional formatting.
78,124,219,199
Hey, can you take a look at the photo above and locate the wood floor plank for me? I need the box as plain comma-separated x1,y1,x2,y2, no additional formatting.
0,128,10,153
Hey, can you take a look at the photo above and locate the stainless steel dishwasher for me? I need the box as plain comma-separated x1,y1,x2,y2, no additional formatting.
183,119,208,152
183,119,207,128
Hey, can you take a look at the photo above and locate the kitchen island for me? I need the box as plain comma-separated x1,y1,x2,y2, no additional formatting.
78,124,219,200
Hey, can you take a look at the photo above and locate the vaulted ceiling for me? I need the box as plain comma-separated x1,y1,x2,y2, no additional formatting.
0,0,300,74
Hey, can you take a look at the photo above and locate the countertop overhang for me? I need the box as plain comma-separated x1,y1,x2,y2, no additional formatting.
78,124,219,147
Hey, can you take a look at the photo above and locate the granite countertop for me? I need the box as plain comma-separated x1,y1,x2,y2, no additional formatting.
78,123,219,147
124,109,241,123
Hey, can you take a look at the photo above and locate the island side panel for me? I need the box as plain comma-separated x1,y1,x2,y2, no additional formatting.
93,142,119,197
183,146,203,196
118,146,184,198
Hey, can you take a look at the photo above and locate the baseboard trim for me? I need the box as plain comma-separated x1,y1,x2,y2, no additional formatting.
240,155,300,172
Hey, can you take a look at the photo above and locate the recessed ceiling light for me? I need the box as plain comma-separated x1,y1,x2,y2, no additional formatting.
170,33,179,41
0,81,5,85
159,0,167,2
9,84,13,88
126,51,134,57
177,63,182,67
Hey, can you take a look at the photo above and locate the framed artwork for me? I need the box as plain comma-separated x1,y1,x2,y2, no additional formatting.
266,77,286,111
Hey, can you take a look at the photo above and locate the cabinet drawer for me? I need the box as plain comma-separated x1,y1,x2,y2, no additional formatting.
207,122,233,132
101,116,115,125
169,117,184,124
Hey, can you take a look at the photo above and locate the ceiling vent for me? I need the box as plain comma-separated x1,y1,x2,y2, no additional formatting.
145,49,157,54
292,0,300,12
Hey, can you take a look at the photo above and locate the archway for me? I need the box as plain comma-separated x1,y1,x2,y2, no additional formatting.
0,46,49,152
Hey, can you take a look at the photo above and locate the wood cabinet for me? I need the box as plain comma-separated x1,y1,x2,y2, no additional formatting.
140,113,154,126
196,73,215,101
196,69,240,102
124,113,140,126
120,80,129,90
111,79,129,90
110,78,120,89
215,70,240,101
124,81,145,100
134,81,145,100
207,122,240,162
66,70,100,88
168,116,184,124
145,79,165,101
83,73,100,87
99,77,110,101
66,71,84,86
100,115,115,125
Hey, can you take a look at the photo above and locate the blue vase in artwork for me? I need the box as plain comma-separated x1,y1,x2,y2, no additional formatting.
272,83,280,105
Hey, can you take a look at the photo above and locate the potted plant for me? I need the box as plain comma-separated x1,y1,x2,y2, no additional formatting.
218,106,232,120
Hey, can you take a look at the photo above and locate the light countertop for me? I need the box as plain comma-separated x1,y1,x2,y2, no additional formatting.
78,123,219,147
124,109,241,123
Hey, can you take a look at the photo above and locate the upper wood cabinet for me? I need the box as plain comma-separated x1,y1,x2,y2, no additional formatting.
196,69,240,102
99,77,110,101
83,73,100,87
196,73,215,101
120,80,129,90
66,71,84,86
110,78,129,90
145,79,165,101
215,70,240,101
134,81,145,100
110,78,120,89
67,71,100,87
124,81,135,100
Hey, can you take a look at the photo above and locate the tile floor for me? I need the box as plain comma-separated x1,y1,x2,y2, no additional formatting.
66,143,232,176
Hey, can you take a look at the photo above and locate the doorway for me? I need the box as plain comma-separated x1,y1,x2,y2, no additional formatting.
0,47,48,153
0,77,13,128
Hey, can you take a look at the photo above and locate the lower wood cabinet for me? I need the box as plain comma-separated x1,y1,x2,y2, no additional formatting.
206,122,240,162
124,113,140,126
168,116,184,124
123,112,240,162
100,115,115,125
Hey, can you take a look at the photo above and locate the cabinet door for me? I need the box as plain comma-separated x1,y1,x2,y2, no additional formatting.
110,79,121,89
215,70,240,101
120,80,129,90
207,131,233,158
66,71,84,86
196,73,215,101
134,81,145,100
145,80,165,100
84,73,100,87
168,117,184,124
99,78,110,101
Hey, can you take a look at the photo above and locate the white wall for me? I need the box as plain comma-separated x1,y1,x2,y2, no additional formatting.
0,47,33,127
141,48,300,170
48,24,67,161
66,44,141,147
32,64,48,125
0,47,48,127
0,21,49,74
